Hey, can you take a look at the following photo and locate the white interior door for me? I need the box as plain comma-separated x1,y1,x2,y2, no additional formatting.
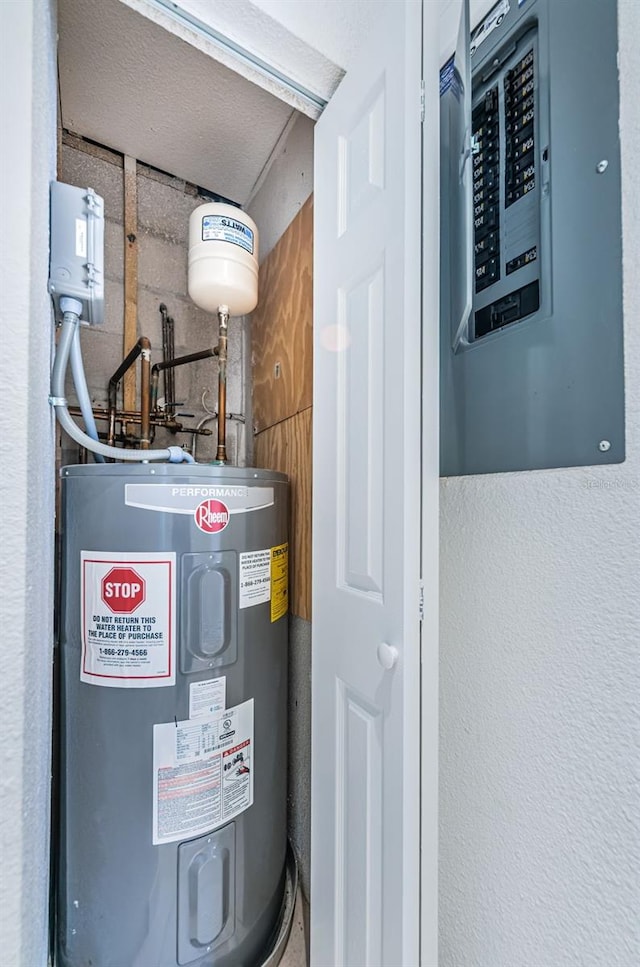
311,2,434,964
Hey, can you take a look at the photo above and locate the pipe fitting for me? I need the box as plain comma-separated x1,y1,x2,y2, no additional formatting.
215,305,230,464
51,311,194,464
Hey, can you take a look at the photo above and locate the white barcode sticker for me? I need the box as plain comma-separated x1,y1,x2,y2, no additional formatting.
75,217,87,258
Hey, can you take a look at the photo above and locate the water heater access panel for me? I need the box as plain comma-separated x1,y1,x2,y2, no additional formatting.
440,0,624,475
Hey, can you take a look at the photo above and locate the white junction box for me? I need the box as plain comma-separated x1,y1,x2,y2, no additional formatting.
49,181,105,325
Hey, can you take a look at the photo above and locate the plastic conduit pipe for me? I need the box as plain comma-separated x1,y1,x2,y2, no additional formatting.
69,326,105,463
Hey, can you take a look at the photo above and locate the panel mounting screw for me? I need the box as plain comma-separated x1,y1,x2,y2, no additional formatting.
598,440,611,452
596,160,609,174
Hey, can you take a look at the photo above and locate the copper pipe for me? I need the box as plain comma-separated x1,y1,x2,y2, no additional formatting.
215,306,230,464
107,404,117,449
151,346,219,377
151,346,219,412
107,337,151,447
70,406,170,422
192,411,245,463
140,343,151,449
151,370,159,414
68,406,213,435
159,303,178,417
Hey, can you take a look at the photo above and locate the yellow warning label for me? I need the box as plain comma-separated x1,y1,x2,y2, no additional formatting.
270,542,289,623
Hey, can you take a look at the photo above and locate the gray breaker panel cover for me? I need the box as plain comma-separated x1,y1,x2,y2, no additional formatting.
440,0,624,475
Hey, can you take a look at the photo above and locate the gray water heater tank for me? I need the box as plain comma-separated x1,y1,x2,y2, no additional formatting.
57,464,289,967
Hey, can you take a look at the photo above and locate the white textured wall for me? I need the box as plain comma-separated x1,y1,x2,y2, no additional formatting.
439,2,640,965
159,0,343,105
248,112,314,261
248,0,389,72
170,0,394,98
0,0,57,964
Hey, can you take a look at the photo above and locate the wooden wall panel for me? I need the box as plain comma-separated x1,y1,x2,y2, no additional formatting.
252,196,313,433
254,408,312,621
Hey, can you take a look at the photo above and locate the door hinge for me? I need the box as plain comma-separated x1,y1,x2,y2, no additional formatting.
418,581,425,622
420,79,425,123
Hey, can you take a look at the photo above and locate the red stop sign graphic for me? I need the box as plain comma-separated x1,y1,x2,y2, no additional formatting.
194,498,230,534
101,566,146,614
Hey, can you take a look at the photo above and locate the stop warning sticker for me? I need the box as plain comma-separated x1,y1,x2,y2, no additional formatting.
81,551,176,688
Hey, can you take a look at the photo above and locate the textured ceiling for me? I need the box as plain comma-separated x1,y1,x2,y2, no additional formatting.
58,0,298,204
153,0,343,108
248,0,389,72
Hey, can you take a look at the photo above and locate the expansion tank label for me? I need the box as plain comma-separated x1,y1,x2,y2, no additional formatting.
201,214,255,255
125,484,273,518
152,698,254,845
81,551,176,688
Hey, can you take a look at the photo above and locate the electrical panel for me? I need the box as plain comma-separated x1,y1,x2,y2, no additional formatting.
440,0,624,475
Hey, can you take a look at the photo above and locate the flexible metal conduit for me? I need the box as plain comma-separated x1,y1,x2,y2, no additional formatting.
51,299,194,463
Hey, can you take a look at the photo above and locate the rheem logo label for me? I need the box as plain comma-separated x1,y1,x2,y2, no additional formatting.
194,498,230,534
101,566,146,614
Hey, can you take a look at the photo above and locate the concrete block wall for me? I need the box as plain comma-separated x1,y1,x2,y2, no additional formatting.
59,139,249,464
248,113,314,261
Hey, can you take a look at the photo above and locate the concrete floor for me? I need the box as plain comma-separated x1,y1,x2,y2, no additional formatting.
279,889,308,967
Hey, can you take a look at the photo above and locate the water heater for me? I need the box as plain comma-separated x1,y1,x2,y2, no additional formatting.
57,465,289,966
